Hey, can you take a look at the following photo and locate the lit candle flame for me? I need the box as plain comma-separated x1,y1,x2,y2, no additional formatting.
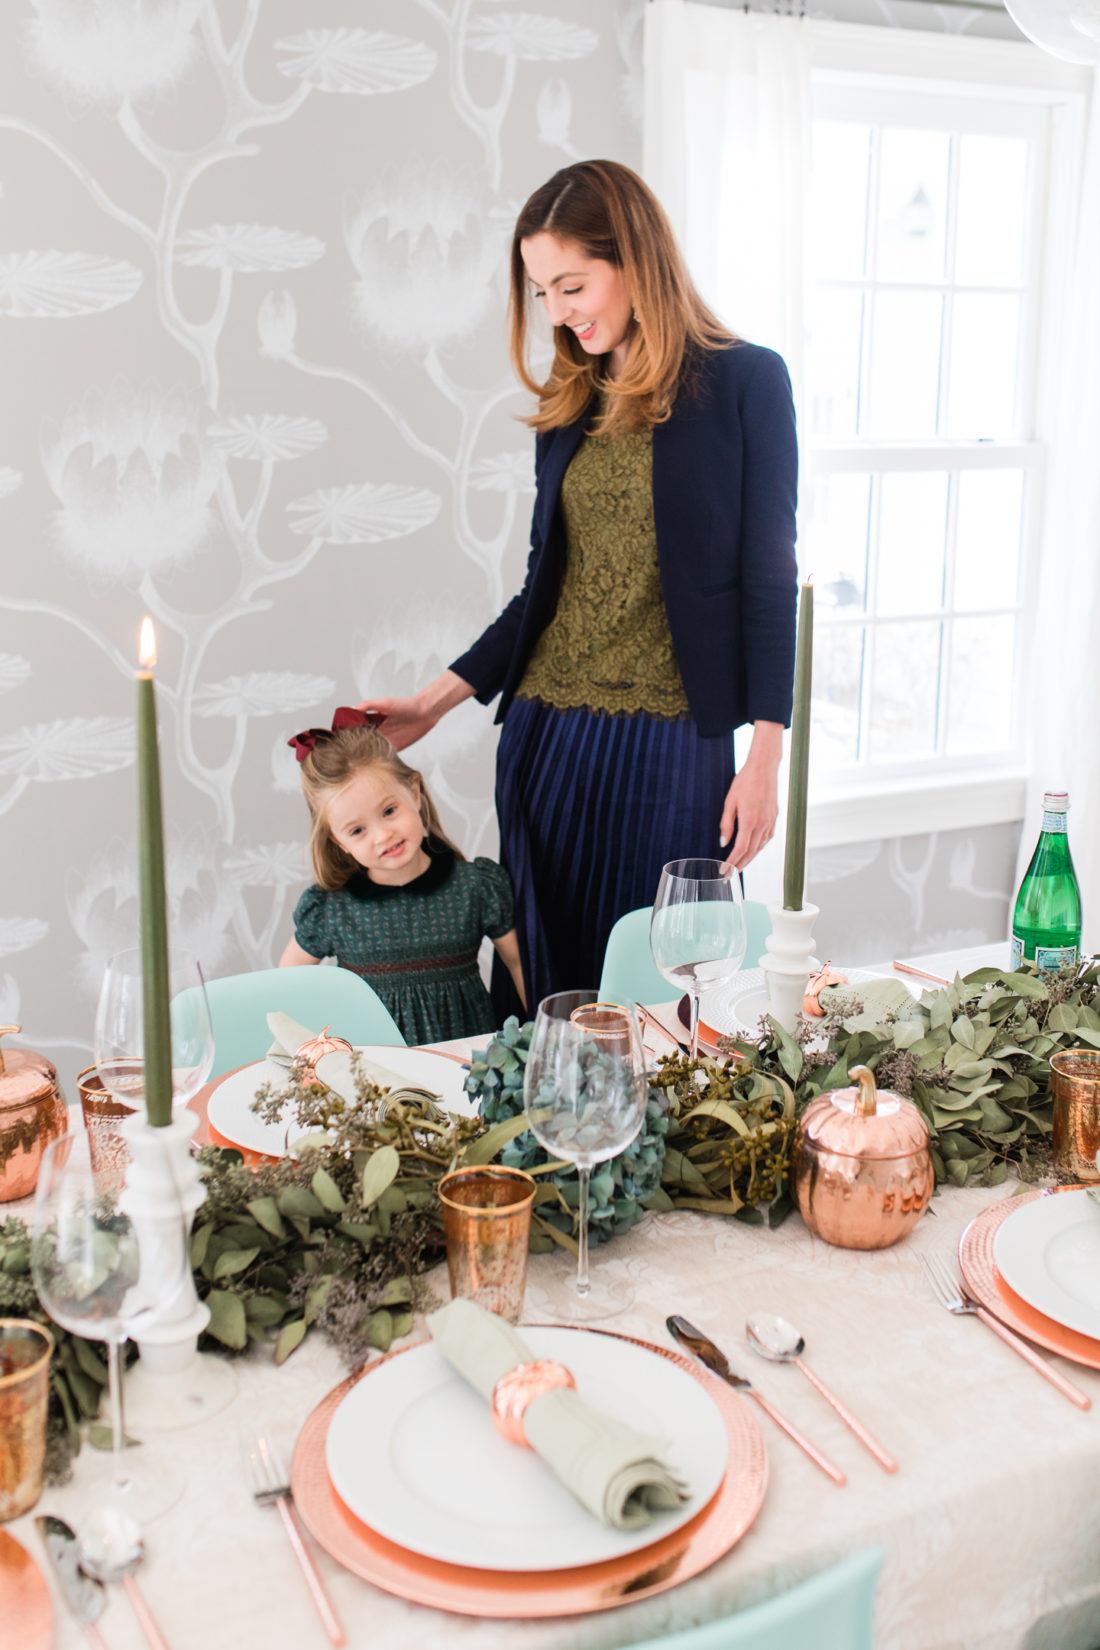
139,616,157,671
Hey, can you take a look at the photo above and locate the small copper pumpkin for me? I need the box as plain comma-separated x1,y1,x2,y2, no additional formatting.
0,1025,68,1202
792,1064,933,1250
294,1024,353,1076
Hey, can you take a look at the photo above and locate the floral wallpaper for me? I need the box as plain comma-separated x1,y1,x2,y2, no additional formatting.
0,0,1019,1089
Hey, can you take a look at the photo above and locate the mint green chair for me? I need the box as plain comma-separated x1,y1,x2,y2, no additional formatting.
204,965,404,1079
598,900,771,1009
624,1548,883,1649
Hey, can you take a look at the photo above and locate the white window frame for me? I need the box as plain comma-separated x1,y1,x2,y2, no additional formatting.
798,25,1090,848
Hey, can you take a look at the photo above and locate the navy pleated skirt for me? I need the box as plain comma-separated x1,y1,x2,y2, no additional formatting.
492,696,735,1017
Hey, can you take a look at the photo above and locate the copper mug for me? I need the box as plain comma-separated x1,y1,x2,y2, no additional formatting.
0,1319,54,1520
438,1166,536,1323
76,1065,136,1194
1050,1049,1100,1182
792,1065,934,1250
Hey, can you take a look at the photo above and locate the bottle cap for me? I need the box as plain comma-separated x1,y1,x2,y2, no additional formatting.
1043,791,1069,811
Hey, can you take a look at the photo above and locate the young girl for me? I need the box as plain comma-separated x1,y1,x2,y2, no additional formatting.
279,708,525,1043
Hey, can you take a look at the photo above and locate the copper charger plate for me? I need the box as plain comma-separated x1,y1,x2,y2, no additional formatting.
0,1529,53,1650
291,1330,768,1617
958,1187,1100,1371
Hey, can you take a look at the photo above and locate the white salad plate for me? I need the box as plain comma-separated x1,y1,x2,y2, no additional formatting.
992,1189,1100,1339
700,966,890,1041
206,1045,475,1157
324,1326,729,1573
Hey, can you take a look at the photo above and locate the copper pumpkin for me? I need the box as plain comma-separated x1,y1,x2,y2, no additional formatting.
0,1026,68,1203
792,1065,932,1250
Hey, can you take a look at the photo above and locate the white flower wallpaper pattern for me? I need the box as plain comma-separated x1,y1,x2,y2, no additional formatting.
0,0,1021,1088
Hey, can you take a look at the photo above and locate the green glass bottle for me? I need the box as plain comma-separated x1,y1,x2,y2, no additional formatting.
1011,790,1082,971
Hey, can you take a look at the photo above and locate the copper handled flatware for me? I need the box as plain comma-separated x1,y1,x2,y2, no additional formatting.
248,1433,346,1645
746,1312,898,1473
920,1251,1091,1410
892,960,951,986
667,1315,847,1486
635,1002,691,1058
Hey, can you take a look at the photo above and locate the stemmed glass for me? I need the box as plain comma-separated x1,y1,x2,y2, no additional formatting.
31,1131,188,1552
94,947,215,1119
650,858,748,1059
523,991,647,1320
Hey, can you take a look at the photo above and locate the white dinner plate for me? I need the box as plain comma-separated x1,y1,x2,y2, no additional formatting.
700,966,887,1040
324,1326,729,1572
206,1046,477,1158
992,1189,1100,1339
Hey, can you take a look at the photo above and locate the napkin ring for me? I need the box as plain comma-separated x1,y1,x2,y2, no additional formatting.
490,1360,577,1447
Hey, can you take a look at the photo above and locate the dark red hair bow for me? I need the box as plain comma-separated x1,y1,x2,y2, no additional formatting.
288,706,386,762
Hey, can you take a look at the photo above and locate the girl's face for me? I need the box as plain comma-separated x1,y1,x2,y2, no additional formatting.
326,765,428,885
521,232,634,378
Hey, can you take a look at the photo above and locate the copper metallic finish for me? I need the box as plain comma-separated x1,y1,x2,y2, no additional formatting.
290,1331,769,1617
792,1065,933,1250
294,1025,354,1073
0,1320,54,1522
0,1027,67,1204
0,1528,53,1648
569,1003,633,1056
438,1166,536,1325
491,1360,578,1446
77,1064,136,1193
1050,1050,1100,1182
958,1189,1100,1372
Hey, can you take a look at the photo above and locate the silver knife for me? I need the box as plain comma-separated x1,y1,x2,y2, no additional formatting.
35,1515,111,1650
667,1315,848,1487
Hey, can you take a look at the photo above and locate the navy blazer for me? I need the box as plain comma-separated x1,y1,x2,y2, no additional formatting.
450,342,798,738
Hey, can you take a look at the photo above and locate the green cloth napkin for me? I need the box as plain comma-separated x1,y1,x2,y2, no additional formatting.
426,1297,688,1530
265,1012,440,1108
817,977,919,1033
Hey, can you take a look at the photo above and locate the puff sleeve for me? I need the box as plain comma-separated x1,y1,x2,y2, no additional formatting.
292,885,332,959
473,858,515,941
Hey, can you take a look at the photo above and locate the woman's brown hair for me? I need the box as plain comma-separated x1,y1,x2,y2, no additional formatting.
508,159,734,437
299,725,463,891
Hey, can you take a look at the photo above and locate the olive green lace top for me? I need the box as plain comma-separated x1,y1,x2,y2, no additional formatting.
517,415,690,719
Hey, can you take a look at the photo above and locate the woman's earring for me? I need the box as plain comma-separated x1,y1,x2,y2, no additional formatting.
632,306,640,322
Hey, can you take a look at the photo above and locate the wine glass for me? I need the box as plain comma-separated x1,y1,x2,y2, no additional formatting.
523,991,647,1319
94,948,215,1118
31,1131,187,1551
649,858,748,1059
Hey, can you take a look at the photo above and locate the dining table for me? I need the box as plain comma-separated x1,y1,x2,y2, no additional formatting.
6,944,1100,1650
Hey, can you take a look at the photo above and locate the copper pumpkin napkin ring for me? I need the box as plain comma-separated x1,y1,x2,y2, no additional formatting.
490,1360,577,1447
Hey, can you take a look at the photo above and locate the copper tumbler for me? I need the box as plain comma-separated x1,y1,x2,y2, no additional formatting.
77,1064,135,1194
438,1166,536,1323
1051,1049,1100,1181
0,1320,54,1521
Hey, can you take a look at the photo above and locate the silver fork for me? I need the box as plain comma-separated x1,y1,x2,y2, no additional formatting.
247,1434,346,1646
919,1250,1091,1410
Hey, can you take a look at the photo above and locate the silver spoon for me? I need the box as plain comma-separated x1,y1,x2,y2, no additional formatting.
80,1504,173,1650
746,1312,898,1474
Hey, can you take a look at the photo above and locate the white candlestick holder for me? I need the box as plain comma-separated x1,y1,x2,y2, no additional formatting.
118,1109,237,1430
761,902,820,1034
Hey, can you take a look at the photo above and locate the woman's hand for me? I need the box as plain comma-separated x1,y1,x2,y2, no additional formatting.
719,721,783,871
356,670,476,752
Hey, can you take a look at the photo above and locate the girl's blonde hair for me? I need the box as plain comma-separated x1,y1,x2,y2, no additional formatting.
508,159,735,439
299,725,463,891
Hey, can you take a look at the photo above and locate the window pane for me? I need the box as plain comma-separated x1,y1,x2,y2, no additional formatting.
866,291,942,438
953,470,1024,611
807,288,863,438
955,135,1029,288
874,128,950,285
799,473,871,611
946,293,1020,438
811,624,864,768
811,122,872,281
877,472,948,616
946,615,1016,754
868,621,941,759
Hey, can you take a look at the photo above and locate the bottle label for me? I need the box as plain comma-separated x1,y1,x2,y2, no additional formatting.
1041,811,1068,833
1011,933,1078,971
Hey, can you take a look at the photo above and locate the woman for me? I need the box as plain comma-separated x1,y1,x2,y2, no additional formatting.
361,159,797,1013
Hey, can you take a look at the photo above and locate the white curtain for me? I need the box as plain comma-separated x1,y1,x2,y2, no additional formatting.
643,0,811,405
1018,67,1100,951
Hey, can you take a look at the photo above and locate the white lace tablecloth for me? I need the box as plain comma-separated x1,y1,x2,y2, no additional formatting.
12,947,1100,1650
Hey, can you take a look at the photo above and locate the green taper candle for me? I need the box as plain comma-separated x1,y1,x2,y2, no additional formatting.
782,580,813,912
137,618,172,1126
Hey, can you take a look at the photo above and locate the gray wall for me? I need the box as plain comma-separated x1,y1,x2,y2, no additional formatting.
0,0,1020,1089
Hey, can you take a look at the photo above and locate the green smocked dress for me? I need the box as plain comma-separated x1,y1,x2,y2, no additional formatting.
291,846,514,1045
